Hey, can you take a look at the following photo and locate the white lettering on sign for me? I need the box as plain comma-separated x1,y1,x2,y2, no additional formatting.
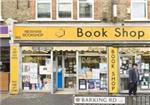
74,97,125,104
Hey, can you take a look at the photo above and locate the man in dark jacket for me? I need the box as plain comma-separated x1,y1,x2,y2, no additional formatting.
128,63,139,95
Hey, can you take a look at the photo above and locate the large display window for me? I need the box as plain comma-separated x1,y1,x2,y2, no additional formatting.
22,46,52,91
78,48,108,92
119,48,150,91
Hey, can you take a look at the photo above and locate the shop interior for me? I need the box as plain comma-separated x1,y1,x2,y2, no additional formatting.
119,48,150,92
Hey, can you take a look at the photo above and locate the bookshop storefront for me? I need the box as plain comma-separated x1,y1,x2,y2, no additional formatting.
119,48,150,93
19,46,108,93
9,25,150,94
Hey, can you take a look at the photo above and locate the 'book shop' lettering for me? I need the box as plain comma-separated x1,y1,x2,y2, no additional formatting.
77,27,145,39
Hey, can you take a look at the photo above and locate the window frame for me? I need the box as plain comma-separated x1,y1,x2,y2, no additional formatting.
131,0,148,20
77,0,94,20
36,0,52,20
56,0,73,20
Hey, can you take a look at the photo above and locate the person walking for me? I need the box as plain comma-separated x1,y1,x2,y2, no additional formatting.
128,63,139,95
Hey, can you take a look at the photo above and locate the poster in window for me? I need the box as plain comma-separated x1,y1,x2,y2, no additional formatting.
92,69,100,79
79,79,87,90
22,63,31,75
88,79,95,89
46,59,51,67
39,66,51,74
100,63,107,73
95,79,101,90
30,63,38,83
30,74,38,83
30,63,38,74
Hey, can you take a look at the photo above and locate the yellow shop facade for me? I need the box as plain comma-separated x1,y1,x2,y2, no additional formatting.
10,24,150,94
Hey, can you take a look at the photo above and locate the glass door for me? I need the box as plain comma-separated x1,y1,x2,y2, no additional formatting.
64,53,76,89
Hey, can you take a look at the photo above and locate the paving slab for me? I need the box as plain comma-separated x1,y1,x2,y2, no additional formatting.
1,93,73,105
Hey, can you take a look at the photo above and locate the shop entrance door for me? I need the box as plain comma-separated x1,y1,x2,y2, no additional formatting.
55,51,77,93
63,56,76,90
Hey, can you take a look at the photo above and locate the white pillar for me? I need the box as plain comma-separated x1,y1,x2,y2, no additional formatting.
76,51,79,94
6,18,17,44
51,50,54,94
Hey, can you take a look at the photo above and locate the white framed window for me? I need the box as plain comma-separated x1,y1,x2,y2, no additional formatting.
57,0,73,20
131,0,148,20
36,0,51,19
77,0,94,20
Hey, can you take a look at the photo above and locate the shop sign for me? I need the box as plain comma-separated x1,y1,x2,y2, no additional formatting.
108,47,118,93
74,97,125,104
10,44,19,94
0,25,9,38
13,26,150,41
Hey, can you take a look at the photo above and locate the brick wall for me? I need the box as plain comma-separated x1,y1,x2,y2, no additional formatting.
148,0,150,19
94,0,101,20
2,0,33,22
101,0,112,22
2,0,139,22
117,0,130,21
2,0,17,20
30,0,35,19
73,0,77,20
52,0,56,20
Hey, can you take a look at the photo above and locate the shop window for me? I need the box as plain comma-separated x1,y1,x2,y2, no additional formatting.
0,39,10,72
22,46,52,91
78,50,108,92
131,0,147,20
119,48,150,91
57,0,72,19
78,0,94,19
0,46,10,72
36,0,51,19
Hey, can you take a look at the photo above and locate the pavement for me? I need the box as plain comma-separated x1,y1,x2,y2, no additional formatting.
0,93,10,100
0,93,73,105
0,93,150,105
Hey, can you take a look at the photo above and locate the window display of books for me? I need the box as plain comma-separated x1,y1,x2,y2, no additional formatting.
22,63,51,91
65,57,76,74
79,60,108,91
120,56,134,75
140,56,150,89
141,77,149,89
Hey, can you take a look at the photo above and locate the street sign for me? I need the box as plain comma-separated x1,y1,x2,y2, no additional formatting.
74,97,125,104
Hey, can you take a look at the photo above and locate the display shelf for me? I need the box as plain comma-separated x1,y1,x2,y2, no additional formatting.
64,74,77,77
64,57,76,74
119,55,135,75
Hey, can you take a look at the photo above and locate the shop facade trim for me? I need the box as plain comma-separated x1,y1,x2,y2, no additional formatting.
13,26,150,41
